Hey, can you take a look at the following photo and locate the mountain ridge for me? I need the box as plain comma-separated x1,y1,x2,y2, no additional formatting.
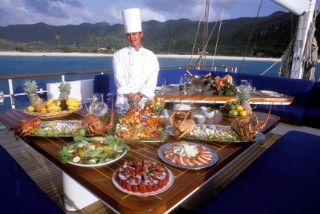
0,11,317,58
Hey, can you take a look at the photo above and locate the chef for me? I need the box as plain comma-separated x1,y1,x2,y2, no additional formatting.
113,8,160,109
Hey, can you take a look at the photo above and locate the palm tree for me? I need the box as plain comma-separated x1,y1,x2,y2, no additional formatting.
87,32,93,48
102,33,107,48
171,36,176,53
55,32,62,48
96,33,101,50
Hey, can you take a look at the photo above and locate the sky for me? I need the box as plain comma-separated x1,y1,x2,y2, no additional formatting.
0,0,290,27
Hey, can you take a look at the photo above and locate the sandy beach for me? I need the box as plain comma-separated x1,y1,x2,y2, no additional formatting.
0,51,280,62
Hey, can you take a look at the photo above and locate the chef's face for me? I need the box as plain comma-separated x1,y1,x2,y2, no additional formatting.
127,32,143,51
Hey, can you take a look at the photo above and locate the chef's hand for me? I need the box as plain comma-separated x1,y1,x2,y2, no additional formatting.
127,92,144,102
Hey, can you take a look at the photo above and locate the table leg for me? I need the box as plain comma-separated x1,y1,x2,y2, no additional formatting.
62,172,99,211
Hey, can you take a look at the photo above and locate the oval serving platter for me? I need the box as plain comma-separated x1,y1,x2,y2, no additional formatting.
158,142,219,170
166,124,265,143
59,136,128,167
29,120,86,137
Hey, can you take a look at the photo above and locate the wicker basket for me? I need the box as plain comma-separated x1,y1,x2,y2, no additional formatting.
24,106,82,119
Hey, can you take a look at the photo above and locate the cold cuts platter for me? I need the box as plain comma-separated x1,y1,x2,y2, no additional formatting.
113,160,174,196
158,142,219,170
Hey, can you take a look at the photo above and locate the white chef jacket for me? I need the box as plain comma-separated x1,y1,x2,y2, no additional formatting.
113,46,160,108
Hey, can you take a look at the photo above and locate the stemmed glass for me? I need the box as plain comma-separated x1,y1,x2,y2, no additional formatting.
161,79,167,95
0,91,3,105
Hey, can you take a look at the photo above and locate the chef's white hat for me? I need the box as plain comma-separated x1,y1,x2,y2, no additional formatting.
122,8,142,33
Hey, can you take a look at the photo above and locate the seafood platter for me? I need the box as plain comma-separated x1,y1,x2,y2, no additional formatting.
158,142,218,170
27,120,86,137
166,124,265,143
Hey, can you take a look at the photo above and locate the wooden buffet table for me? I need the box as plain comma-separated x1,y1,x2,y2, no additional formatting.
155,86,294,105
0,108,280,214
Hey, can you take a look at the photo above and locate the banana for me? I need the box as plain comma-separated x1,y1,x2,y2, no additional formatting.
46,98,55,106
68,105,80,110
68,102,80,108
46,102,56,112
66,98,80,106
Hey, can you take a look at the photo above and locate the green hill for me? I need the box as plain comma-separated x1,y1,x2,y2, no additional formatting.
0,11,313,58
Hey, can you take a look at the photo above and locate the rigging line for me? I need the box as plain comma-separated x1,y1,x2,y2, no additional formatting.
213,0,226,56
260,56,283,75
188,7,204,67
239,0,264,73
201,3,225,60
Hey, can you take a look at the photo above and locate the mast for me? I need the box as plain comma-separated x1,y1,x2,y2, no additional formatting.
272,0,317,79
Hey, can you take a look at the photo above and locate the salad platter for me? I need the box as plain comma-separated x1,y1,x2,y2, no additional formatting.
158,142,218,170
29,120,86,137
166,124,265,143
59,136,129,167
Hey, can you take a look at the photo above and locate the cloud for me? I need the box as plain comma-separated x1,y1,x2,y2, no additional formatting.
0,0,92,26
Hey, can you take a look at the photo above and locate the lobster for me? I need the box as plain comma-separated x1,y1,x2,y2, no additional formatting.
84,94,114,135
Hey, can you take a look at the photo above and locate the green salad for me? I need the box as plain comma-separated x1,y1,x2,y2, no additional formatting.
59,135,129,165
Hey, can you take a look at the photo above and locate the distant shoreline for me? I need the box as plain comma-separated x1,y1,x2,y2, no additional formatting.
0,51,280,62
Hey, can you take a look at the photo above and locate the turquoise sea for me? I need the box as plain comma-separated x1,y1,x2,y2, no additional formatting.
0,55,319,112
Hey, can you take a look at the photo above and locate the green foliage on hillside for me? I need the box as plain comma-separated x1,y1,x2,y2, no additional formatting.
0,11,316,57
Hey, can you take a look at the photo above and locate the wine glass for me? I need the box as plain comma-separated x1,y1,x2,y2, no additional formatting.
161,79,167,95
0,91,3,105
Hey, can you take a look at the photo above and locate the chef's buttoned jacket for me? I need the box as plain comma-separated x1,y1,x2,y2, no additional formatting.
113,46,160,108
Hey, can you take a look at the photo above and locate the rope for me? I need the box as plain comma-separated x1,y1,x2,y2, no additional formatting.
260,56,282,75
188,7,204,67
239,0,264,73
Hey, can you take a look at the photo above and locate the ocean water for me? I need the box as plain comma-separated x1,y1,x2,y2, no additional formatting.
0,55,319,112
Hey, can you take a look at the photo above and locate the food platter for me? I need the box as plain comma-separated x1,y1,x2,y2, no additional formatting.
169,84,179,87
259,90,277,95
112,165,174,196
115,109,169,142
59,136,128,167
259,90,283,97
29,120,86,137
166,124,265,143
158,142,219,170
24,106,82,119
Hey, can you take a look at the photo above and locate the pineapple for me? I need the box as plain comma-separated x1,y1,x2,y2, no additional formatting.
237,86,252,116
58,82,71,110
58,82,71,100
23,80,45,112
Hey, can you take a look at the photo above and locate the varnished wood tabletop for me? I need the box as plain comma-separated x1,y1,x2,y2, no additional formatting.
0,108,280,214
155,87,294,105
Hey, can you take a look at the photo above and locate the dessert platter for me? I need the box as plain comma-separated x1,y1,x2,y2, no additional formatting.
158,142,218,170
59,136,129,167
113,160,174,196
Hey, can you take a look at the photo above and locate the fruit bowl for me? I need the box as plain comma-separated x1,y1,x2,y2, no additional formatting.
219,105,250,122
221,111,250,122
